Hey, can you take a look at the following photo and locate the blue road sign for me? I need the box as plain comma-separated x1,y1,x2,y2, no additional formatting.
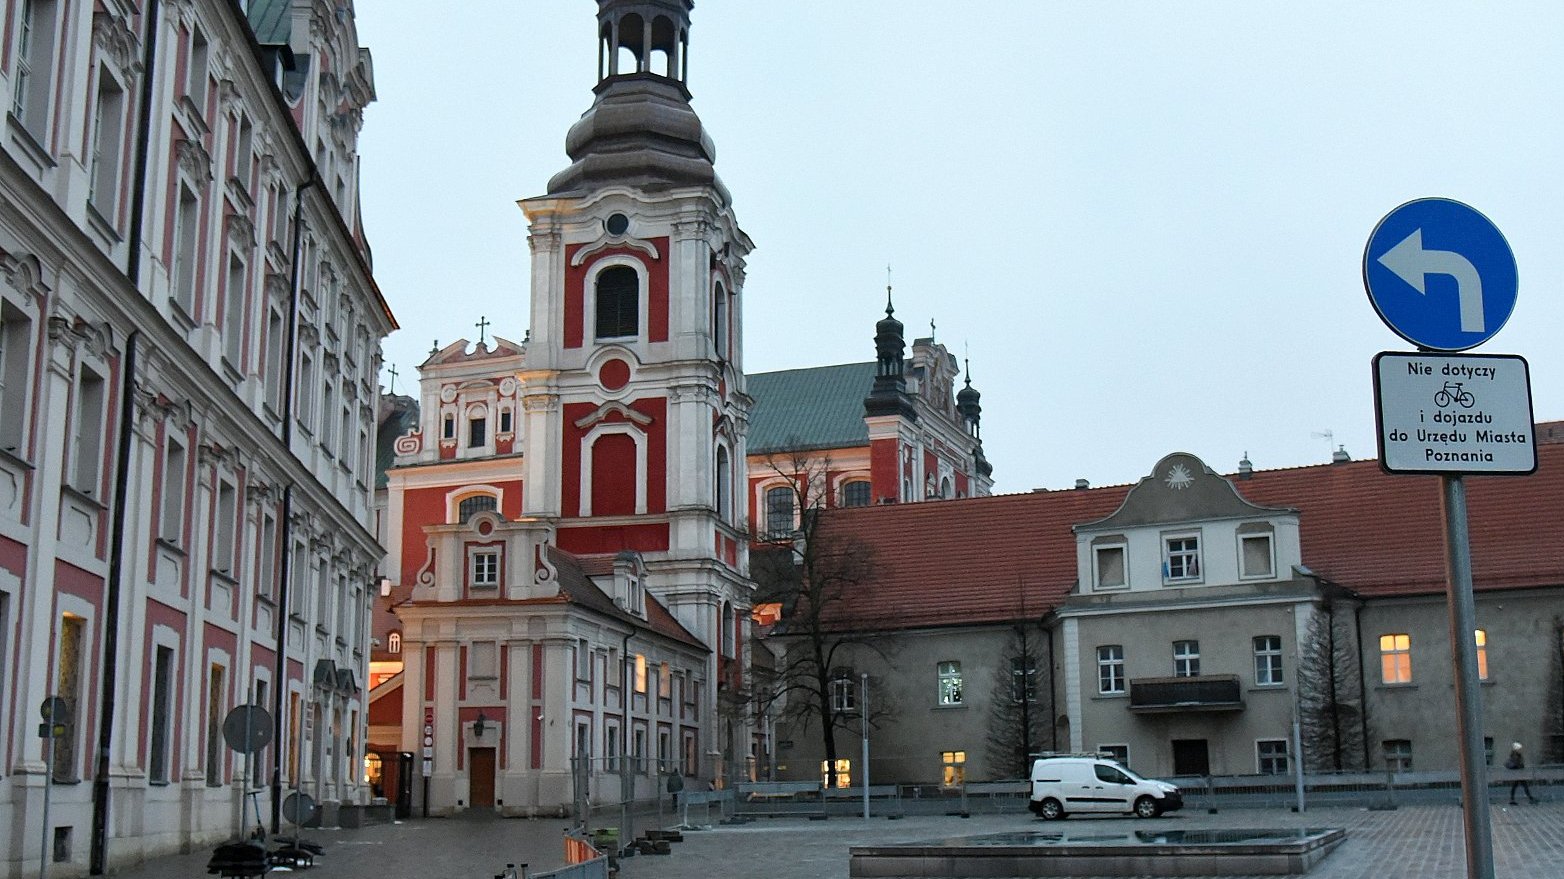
1363,198,1517,351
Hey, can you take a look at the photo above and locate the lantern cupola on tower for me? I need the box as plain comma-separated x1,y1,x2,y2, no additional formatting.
547,0,730,202
865,286,917,419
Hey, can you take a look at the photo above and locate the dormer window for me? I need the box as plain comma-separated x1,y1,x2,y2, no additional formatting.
1163,534,1202,584
1093,540,1127,591
1239,531,1275,579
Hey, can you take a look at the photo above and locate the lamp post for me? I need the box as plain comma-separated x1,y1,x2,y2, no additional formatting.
860,673,870,820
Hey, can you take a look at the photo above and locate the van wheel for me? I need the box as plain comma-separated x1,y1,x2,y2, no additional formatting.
1038,798,1065,821
1134,796,1160,819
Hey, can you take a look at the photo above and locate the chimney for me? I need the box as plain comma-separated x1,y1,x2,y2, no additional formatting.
1332,445,1351,464
1074,479,1090,490
1238,453,1253,479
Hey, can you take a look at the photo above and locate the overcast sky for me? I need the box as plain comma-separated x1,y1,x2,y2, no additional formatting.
355,2,1563,493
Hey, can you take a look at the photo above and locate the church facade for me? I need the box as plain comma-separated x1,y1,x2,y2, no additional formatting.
376,0,759,816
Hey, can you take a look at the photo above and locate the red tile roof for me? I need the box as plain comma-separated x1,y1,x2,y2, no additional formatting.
811,442,1564,630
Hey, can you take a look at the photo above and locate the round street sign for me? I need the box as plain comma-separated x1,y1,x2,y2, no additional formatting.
1363,198,1517,351
222,704,275,754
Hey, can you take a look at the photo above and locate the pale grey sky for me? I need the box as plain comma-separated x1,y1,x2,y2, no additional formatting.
356,2,1564,493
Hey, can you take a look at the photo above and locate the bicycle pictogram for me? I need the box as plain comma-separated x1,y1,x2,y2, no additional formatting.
1433,381,1475,409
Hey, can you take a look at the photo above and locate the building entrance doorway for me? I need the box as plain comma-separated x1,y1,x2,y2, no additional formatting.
469,748,496,807
1172,739,1209,776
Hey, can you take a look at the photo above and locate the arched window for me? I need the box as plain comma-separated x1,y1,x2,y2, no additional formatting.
595,265,639,339
840,480,871,508
764,486,794,537
458,495,497,522
715,446,731,520
720,602,734,657
387,632,401,654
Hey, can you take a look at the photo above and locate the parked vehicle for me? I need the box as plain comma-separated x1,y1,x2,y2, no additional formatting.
1028,756,1183,819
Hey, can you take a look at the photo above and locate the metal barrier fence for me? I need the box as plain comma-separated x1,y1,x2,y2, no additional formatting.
528,833,609,879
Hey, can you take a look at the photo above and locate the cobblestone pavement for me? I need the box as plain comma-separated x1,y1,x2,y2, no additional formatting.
102,801,1561,878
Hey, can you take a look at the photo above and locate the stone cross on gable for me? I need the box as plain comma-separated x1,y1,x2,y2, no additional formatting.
475,315,491,346
387,364,399,395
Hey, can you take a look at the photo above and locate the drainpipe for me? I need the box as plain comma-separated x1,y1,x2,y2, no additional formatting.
272,175,315,833
91,3,162,869
88,328,137,874
1354,602,1371,770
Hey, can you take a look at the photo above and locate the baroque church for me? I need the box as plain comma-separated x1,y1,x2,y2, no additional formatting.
365,0,995,815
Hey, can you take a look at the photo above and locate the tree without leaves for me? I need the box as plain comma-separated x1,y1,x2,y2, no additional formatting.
985,621,1051,779
751,447,892,789
1295,601,1368,771
1546,617,1564,764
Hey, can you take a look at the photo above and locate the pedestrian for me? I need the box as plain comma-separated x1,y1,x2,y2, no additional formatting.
1505,742,1537,805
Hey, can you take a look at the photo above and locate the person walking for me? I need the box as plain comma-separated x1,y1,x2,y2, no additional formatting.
1505,742,1537,805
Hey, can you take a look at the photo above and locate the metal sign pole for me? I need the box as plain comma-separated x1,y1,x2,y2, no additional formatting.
40,702,55,879
1441,475,1494,879
860,674,869,820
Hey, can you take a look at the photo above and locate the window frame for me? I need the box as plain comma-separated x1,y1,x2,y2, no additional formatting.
763,484,795,538
1257,739,1289,775
1382,739,1412,772
1172,639,1201,678
1097,645,1125,695
937,660,963,706
940,750,966,788
829,676,856,713
1163,532,1202,584
1474,629,1488,681
1379,633,1412,684
839,479,871,508
1253,635,1284,686
591,262,643,341
1093,542,1128,591
468,547,500,589
1238,532,1275,580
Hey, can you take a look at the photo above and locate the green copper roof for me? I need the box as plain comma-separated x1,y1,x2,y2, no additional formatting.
747,362,875,456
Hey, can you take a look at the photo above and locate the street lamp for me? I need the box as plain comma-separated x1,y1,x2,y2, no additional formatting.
474,712,488,738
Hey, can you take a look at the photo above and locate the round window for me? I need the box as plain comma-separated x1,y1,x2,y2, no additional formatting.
605,213,630,236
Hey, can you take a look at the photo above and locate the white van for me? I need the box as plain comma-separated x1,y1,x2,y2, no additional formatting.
1028,756,1183,820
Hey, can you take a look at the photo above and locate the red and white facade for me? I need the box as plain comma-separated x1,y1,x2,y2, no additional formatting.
0,2,393,875
378,0,758,816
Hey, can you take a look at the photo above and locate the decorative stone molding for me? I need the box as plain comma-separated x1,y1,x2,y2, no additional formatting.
47,316,110,359
534,539,557,587
265,271,289,302
392,430,422,457
175,138,214,186
526,231,562,254
522,394,559,413
414,546,437,589
197,441,234,467
92,12,143,76
573,400,653,430
569,233,660,267
217,78,242,111
671,218,712,242
247,481,276,505
225,213,257,249
0,250,51,302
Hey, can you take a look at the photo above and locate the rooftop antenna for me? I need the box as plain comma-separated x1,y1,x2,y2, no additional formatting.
1310,429,1334,460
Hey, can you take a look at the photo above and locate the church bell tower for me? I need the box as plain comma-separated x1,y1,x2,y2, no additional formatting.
519,0,755,776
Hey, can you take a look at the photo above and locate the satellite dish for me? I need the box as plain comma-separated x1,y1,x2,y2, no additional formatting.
222,705,275,754
282,791,317,827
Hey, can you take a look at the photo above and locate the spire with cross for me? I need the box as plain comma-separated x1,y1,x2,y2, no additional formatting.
387,363,399,395
475,315,491,347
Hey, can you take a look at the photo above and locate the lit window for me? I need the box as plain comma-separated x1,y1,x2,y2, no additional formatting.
1379,634,1411,684
840,480,871,508
1258,739,1289,775
1173,640,1200,677
1240,533,1274,578
658,661,671,698
1097,645,1125,694
1253,635,1283,685
1164,535,1201,583
595,265,639,339
1094,544,1127,590
941,750,966,787
1474,629,1488,681
470,550,499,588
937,661,963,706
634,654,647,694
1382,739,1412,771
821,759,851,788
